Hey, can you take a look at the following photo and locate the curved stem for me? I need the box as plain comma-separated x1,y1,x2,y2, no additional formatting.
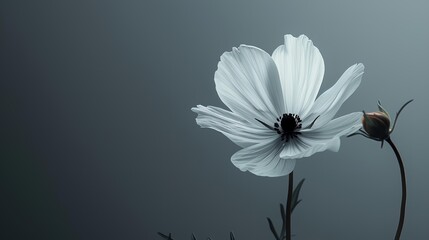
386,138,407,240
285,171,294,240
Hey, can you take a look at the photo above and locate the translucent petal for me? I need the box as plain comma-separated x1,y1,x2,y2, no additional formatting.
300,112,362,145
272,34,325,116
279,137,339,159
231,137,296,177
305,63,364,128
192,105,275,148
215,45,285,124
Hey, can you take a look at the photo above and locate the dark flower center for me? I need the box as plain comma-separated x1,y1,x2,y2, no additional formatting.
273,113,302,142
255,113,310,142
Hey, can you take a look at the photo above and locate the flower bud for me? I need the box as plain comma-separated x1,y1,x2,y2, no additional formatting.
348,100,412,144
362,111,391,140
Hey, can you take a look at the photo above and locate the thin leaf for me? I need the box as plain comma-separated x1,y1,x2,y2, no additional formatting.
291,178,305,213
191,233,197,240
390,99,413,133
347,131,372,139
279,204,286,239
348,129,369,138
267,217,280,240
158,232,174,240
280,204,286,223
229,232,236,240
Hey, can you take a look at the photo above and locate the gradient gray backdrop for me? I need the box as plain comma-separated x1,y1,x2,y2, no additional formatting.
1,0,428,239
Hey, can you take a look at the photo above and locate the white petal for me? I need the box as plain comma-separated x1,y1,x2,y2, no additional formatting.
305,63,364,128
325,137,341,152
272,35,325,116
279,137,339,159
192,105,276,148
231,137,296,177
301,112,363,139
279,138,310,158
279,137,325,159
215,45,285,124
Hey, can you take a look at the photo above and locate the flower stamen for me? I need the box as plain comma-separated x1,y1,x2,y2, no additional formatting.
256,113,303,142
278,113,302,142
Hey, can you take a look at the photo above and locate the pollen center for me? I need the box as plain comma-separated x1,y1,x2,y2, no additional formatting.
274,113,302,142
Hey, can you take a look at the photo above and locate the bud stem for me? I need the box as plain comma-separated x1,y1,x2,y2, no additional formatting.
386,138,407,240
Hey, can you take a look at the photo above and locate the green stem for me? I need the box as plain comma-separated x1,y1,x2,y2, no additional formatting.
285,171,293,240
386,138,407,240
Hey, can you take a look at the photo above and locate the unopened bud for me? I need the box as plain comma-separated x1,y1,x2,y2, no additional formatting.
348,100,412,144
362,111,390,140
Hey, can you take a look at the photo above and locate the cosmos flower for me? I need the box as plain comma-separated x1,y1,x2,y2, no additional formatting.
192,34,364,177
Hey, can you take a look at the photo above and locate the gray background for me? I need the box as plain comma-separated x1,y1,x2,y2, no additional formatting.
1,0,428,239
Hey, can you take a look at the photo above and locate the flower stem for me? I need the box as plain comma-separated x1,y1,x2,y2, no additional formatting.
386,137,407,240
285,171,293,240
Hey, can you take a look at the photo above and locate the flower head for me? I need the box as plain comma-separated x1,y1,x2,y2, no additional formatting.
350,100,413,146
192,35,365,177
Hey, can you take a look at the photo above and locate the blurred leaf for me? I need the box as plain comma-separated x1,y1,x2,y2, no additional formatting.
291,178,305,213
279,204,286,238
158,232,174,240
280,204,286,222
267,217,280,240
230,232,235,240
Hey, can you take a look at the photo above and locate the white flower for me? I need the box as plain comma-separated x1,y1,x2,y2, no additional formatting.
192,34,364,177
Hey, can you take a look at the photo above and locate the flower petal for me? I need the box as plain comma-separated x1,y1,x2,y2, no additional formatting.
302,112,363,139
231,137,296,177
272,34,325,116
325,138,341,152
215,45,285,124
191,105,276,148
305,63,364,128
279,137,332,159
